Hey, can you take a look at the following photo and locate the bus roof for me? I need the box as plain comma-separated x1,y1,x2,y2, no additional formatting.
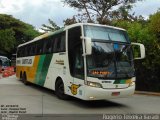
18,23,126,48
0,56,8,59
64,23,126,31
0,56,9,61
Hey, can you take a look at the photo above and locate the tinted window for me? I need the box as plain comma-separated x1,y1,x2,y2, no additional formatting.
68,26,84,79
36,40,44,55
17,31,66,57
60,33,65,52
53,32,66,52
43,38,52,54
29,43,36,56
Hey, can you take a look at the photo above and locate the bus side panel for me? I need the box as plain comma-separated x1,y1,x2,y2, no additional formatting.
43,53,71,90
16,56,39,82
16,66,21,78
34,55,46,84
28,56,40,83
34,54,53,86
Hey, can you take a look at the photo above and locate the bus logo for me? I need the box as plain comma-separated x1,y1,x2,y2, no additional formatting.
69,83,81,95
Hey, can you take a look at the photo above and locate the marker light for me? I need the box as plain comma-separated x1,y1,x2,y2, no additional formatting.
89,96,96,99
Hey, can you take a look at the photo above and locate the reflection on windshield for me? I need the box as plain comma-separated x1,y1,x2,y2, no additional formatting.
87,42,135,79
84,25,129,43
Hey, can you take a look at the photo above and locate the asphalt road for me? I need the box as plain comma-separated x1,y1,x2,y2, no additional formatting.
0,75,160,119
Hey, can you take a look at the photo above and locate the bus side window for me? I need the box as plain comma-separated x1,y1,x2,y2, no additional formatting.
19,47,22,57
53,37,59,53
28,45,31,56
43,38,52,54
26,45,30,57
17,48,21,57
21,47,25,57
36,40,44,55
50,36,55,53
29,43,36,56
60,32,66,52
54,32,66,52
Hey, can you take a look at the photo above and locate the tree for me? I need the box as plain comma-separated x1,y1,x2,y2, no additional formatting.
63,0,142,24
0,29,15,52
0,14,39,53
41,19,60,32
149,11,160,39
113,11,160,92
63,16,77,26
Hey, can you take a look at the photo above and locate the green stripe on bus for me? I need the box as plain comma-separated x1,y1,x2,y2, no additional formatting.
114,80,121,84
37,54,53,86
114,79,126,84
120,80,126,84
35,55,46,84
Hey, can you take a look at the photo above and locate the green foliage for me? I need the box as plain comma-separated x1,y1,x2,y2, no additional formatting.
63,0,142,24
41,19,60,32
0,14,39,53
0,29,15,52
149,11,160,37
113,11,160,92
63,16,77,26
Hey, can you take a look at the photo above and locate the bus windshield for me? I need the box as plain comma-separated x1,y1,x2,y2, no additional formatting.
84,25,129,43
84,25,134,79
87,42,135,79
0,56,10,69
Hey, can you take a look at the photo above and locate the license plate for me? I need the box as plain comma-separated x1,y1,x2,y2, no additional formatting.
112,92,120,96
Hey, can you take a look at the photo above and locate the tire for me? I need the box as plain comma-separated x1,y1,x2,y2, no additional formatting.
55,79,69,100
20,72,23,81
22,73,29,85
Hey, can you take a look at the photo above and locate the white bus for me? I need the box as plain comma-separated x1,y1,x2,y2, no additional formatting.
16,23,145,100
0,56,11,71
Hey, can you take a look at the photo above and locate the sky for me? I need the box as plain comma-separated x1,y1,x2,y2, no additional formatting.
0,0,160,30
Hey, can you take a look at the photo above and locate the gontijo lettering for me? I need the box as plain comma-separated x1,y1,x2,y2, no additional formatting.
22,59,32,64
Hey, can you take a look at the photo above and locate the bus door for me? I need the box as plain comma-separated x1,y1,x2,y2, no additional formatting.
68,26,84,97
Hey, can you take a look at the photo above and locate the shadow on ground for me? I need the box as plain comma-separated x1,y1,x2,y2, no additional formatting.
26,82,127,109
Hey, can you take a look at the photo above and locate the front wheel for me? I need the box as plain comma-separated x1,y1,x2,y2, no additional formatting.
55,79,69,100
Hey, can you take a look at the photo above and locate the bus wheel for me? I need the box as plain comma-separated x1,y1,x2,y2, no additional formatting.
20,72,23,81
55,79,69,100
22,73,29,85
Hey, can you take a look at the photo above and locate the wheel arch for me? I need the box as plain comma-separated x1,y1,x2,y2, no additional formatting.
55,76,63,88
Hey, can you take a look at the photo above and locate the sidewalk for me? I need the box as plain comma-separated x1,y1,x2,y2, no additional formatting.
135,91,160,96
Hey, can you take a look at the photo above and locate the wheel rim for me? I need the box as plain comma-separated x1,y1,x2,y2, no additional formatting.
58,83,64,95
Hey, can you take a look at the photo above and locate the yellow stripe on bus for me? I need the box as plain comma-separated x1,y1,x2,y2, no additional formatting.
28,56,40,83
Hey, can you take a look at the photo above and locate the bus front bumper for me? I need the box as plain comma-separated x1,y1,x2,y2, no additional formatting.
83,85,135,100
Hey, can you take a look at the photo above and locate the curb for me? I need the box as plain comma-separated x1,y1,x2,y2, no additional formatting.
135,91,160,96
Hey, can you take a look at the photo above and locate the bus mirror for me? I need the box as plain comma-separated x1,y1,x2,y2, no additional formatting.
85,37,92,55
131,42,145,60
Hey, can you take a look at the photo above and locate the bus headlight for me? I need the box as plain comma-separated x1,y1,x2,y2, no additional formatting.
87,81,102,88
129,81,135,86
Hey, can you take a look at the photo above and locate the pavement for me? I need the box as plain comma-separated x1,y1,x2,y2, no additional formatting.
1,74,159,96
0,74,160,120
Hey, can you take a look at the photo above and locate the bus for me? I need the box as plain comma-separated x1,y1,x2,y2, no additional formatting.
16,23,145,100
0,56,11,71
